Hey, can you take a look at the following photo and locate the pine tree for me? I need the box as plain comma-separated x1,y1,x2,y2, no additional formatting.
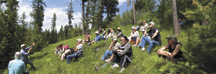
0,0,20,68
66,1,74,26
50,13,57,44
101,0,119,25
30,0,47,52
19,12,28,42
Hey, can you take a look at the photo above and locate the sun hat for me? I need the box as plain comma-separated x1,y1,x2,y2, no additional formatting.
76,38,83,43
117,27,121,30
95,31,99,34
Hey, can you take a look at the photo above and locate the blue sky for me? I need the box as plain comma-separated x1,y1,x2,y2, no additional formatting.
3,0,133,31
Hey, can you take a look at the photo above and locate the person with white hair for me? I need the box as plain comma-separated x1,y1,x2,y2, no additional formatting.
8,52,28,74
20,42,36,68
139,22,161,53
67,38,84,64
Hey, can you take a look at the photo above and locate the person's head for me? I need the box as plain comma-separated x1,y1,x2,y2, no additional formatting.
85,32,89,35
95,31,99,35
166,35,178,45
149,22,155,29
21,44,26,49
64,45,69,49
15,52,21,59
56,46,60,50
120,36,129,45
132,27,136,33
117,27,121,32
107,29,111,33
76,38,83,44
112,38,118,43
143,20,146,25
141,28,145,33
178,18,181,22
139,22,142,26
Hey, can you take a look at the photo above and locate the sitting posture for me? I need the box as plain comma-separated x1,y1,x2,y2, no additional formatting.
8,52,28,74
138,22,161,53
115,27,124,38
67,38,83,64
101,38,120,63
83,33,91,44
128,27,141,47
101,29,112,40
54,44,63,57
61,45,75,61
157,35,184,64
112,36,133,72
139,20,149,31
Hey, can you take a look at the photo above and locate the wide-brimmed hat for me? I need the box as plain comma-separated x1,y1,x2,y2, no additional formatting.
165,35,178,42
141,28,145,31
132,27,136,30
76,38,83,43
117,27,121,30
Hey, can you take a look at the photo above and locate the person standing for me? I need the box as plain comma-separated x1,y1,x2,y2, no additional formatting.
8,52,28,74
20,42,36,68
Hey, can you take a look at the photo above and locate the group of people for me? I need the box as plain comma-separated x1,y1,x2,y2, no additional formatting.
54,38,83,64
8,43,36,74
8,20,184,73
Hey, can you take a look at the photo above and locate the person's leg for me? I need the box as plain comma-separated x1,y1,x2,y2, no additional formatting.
147,41,159,53
133,37,141,47
27,60,35,68
101,50,113,61
139,36,150,48
67,53,76,64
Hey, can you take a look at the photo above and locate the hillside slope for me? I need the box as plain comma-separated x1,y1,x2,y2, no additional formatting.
3,25,208,74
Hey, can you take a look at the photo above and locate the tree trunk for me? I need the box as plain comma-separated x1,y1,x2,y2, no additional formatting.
82,0,85,35
172,0,180,35
132,0,136,24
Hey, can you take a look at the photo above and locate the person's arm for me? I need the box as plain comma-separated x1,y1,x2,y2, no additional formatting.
157,45,169,56
168,44,181,58
108,42,114,50
151,30,158,40
107,55,114,63
25,42,35,51
27,47,32,53
118,43,130,56
144,29,148,36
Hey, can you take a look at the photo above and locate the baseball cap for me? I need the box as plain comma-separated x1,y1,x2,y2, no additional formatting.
21,44,25,47
165,35,178,42
113,38,118,42
64,45,69,49
95,31,99,34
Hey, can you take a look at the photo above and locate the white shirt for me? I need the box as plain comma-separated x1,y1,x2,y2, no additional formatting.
131,31,140,38
76,44,83,51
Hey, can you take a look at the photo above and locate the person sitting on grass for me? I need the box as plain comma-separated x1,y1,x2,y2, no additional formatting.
88,31,101,46
53,44,63,57
20,43,36,69
138,22,161,53
101,38,120,63
109,28,114,36
82,32,91,44
67,38,83,64
128,27,141,47
115,27,124,38
111,36,133,73
139,20,149,31
157,35,184,64
8,52,29,74
61,45,75,61
101,29,112,40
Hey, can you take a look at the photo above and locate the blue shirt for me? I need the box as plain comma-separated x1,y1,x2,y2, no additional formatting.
8,59,26,74
94,35,101,42
20,46,31,63
179,22,183,26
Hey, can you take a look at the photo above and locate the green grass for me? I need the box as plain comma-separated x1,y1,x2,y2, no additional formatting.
3,25,208,74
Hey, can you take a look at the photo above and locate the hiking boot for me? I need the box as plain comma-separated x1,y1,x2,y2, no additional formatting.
119,67,125,73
